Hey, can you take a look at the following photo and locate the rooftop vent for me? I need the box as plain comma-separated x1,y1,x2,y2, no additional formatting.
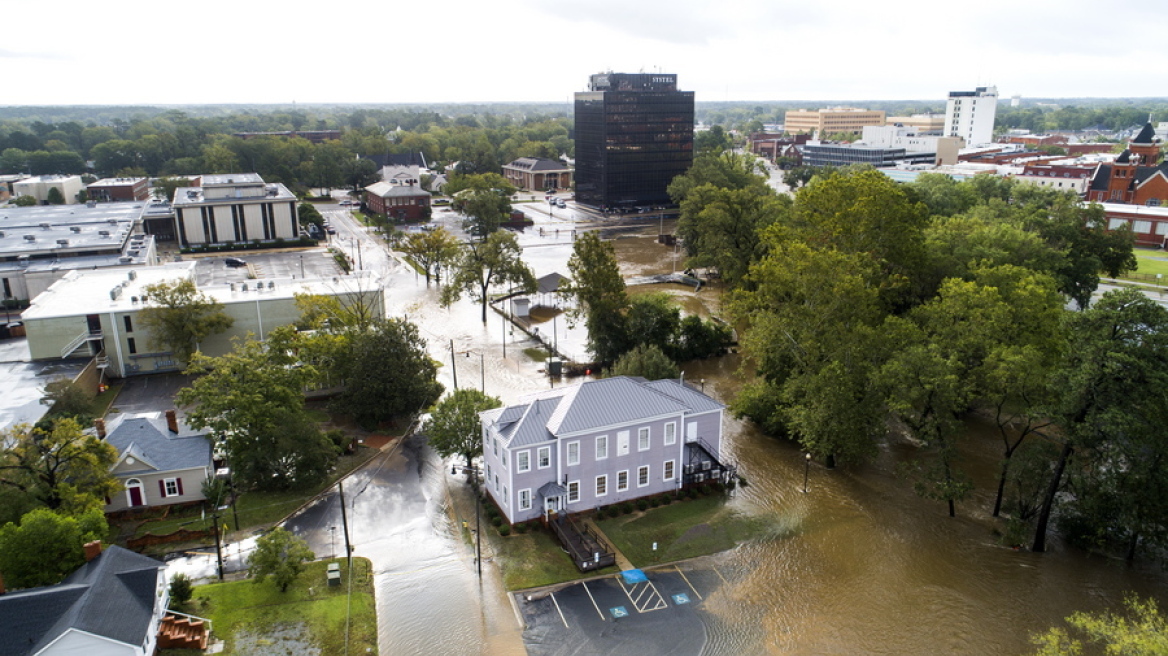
56,239,69,246
98,230,110,237
86,201,97,208
70,226,82,233
127,270,137,281
23,234,35,241
107,219,117,225
117,256,132,264
39,222,51,230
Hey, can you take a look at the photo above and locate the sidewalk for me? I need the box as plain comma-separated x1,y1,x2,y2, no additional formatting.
580,517,635,571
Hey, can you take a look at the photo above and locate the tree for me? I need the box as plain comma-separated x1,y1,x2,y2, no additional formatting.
398,227,461,285
12,195,37,207
0,507,107,589
424,389,502,470
676,184,789,287
608,344,679,380
247,527,314,592
169,572,194,608
561,231,629,363
446,173,515,239
0,419,119,512
1031,596,1168,656
694,125,733,154
178,331,335,491
1033,289,1168,552
154,176,192,202
136,279,234,364
668,151,769,205
39,378,94,422
330,319,444,429
442,231,536,324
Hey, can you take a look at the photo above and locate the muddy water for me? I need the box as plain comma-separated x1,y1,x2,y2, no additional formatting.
373,218,1168,655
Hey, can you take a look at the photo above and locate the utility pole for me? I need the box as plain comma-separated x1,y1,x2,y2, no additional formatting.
450,340,458,390
212,511,224,581
339,480,352,565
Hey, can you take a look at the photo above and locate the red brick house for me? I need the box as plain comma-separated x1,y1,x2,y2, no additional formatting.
86,177,150,202
501,158,573,191
364,182,431,222
1087,123,1168,205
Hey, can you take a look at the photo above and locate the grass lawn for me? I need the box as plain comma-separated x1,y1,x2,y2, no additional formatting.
493,527,618,591
131,446,379,541
1130,248,1168,278
190,557,376,655
522,347,548,363
597,494,769,568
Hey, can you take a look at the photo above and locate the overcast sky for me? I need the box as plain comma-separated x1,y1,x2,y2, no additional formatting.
5,0,1167,106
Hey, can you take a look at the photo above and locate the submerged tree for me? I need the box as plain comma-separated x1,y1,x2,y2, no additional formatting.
137,279,234,364
424,389,502,470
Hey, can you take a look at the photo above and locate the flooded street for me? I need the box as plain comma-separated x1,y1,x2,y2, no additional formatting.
215,209,1168,656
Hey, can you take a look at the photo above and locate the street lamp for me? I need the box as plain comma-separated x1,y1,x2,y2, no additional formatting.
465,351,484,393
451,463,483,579
803,453,812,494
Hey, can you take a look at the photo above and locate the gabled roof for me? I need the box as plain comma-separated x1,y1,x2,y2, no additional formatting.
364,181,431,198
1089,164,1113,192
0,546,165,654
504,157,571,172
1132,122,1157,145
487,377,723,449
1115,150,1132,164
103,413,212,476
365,152,427,168
1135,164,1168,188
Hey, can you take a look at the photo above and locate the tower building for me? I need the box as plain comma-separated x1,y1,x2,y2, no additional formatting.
944,86,998,146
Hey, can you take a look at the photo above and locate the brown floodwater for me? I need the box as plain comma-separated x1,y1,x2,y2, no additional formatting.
372,216,1168,655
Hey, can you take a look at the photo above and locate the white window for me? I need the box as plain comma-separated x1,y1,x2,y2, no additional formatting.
638,427,650,451
686,422,698,443
637,466,650,487
596,435,608,460
617,470,629,492
596,475,608,497
664,460,676,481
503,486,509,507
494,474,499,491
617,430,630,456
664,422,676,446
538,446,551,469
1156,222,1168,236
567,441,580,466
493,437,499,456
517,450,530,473
1109,218,1128,230
567,480,580,503
1134,220,1153,233
519,488,532,511
163,478,180,497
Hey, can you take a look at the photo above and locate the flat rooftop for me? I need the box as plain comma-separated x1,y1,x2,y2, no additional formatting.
0,202,146,257
202,173,264,185
172,181,296,206
22,262,381,320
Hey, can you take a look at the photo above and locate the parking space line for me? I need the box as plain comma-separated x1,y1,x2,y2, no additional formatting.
712,565,730,585
581,581,606,621
549,592,570,628
619,577,668,613
674,566,703,600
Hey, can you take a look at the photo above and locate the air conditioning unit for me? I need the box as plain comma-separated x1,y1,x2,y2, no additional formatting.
683,464,695,474
98,230,110,237
70,226,82,233
694,473,706,483
701,461,712,471
23,234,35,241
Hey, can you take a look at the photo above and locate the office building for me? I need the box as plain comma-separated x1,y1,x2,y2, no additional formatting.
945,86,998,146
784,108,886,136
171,173,298,248
574,73,694,210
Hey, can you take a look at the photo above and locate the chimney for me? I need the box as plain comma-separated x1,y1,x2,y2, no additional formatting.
83,540,102,562
94,418,106,439
166,410,179,434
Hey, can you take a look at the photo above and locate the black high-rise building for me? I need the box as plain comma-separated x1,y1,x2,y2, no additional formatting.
574,73,694,211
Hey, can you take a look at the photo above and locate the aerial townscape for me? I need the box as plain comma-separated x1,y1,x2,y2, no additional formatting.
2,9,1168,656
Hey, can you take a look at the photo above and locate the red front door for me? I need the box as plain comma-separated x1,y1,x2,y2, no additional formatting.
129,486,143,506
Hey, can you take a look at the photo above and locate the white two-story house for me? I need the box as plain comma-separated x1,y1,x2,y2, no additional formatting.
479,376,732,526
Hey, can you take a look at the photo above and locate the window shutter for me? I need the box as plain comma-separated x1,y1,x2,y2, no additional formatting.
159,480,166,498
177,478,184,496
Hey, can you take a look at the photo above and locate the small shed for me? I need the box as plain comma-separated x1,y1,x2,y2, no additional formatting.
511,297,530,318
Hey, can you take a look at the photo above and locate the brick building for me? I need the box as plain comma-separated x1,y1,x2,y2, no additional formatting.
87,177,150,202
502,157,573,191
1086,123,1168,206
364,182,431,222
784,108,886,136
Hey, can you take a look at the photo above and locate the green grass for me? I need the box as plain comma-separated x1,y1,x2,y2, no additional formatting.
597,495,769,567
523,347,548,363
304,407,330,423
130,447,379,541
494,527,618,590
1130,248,1168,278
190,557,377,655
91,381,124,416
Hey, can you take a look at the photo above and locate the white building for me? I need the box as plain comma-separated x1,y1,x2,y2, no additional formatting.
22,261,384,378
171,173,298,248
945,86,998,147
12,175,84,205
861,125,965,165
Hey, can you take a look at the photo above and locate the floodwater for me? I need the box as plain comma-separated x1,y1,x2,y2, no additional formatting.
174,211,1168,656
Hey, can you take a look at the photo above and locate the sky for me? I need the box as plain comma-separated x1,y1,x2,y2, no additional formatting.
5,0,1168,106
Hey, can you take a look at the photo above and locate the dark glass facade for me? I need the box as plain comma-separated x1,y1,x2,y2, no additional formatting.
574,73,694,210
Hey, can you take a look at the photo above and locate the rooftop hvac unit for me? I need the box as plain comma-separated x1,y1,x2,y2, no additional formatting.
684,464,695,474
127,270,137,281
0,231,4,238
131,296,138,304
701,461,711,471
117,256,132,264
108,219,117,225
694,473,706,483
140,294,148,303
128,250,139,256
98,230,110,237
70,226,82,233
23,234,35,241
240,283,248,292
56,239,69,246
39,222,50,229
267,281,275,289
86,201,97,208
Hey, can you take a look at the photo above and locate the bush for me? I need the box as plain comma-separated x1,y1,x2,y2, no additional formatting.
514,522,528,534
636,499,649,512
498,523,511,536
606,505,620,518
621,502,634,515
490,516,502,527
660,494,672,505
169,572,194,607
699,484,711,496
649,496,661,508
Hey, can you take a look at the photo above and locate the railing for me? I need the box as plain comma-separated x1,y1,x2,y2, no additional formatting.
550,515,616,572
163,609,213,633
61,330,102,358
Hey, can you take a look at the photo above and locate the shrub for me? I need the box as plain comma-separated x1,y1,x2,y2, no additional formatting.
660,494,672,505
515,522,528,534
699,484,711,496
649,496,661,508
169,572,194,607
498,524,511,536
606,505,620,518
636,499,649,512
491,516,502,527
621,502,634,515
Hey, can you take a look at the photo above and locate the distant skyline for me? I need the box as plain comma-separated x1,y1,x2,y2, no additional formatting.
5,0,1168,107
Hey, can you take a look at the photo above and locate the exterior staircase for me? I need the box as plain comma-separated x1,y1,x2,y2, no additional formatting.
158,614,209,650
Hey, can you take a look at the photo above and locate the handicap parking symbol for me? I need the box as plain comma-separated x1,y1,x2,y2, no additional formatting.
672,593,690,605
609,606,629,619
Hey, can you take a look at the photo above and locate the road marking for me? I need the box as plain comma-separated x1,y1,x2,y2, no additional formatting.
672,593,690,605
609,606,629,619
550,592,569,628
712,565,730,585
619,576,668,613
581,581,606,621
674,566,703,600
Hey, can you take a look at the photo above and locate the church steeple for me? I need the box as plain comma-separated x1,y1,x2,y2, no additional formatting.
1129,122,1160,166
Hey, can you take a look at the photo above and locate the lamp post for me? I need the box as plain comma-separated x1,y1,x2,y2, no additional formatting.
465,351,484,392
803,453,811,494
452,463,483,579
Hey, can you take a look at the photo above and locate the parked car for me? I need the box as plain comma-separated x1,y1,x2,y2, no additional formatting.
326,226,337,235
556,199,566,208
225,257,247,268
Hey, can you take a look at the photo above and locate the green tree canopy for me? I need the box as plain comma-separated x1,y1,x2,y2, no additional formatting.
607,343,679,380
1031,596,1168,656
0,419,120,513
446,173,516,239
0,507,107,589
562,231,629,363
424,389,502,469
398,226,461,286
247,527,314,592
442,230,536,324
137,279,234,364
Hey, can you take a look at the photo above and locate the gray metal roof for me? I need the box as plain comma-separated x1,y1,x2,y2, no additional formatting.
0,545,164,655
104,414,212,475
488,377,721,450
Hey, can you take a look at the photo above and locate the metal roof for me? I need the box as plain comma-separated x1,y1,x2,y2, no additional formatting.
104,413,213,475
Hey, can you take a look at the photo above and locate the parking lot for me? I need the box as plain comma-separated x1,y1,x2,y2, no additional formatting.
190,247,342,287
517,560,732,655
